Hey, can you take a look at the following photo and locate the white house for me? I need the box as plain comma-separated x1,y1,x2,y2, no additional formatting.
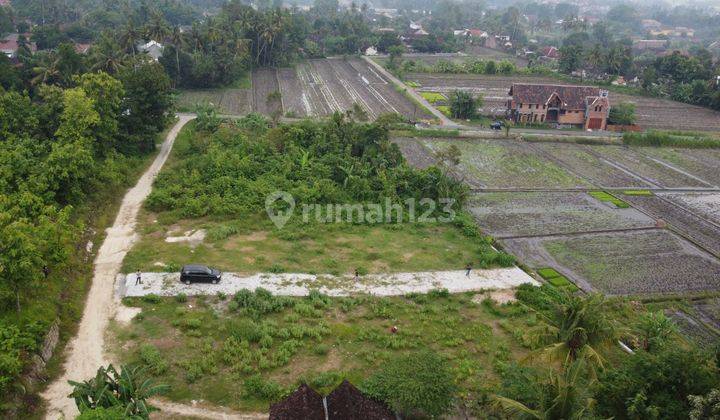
138,40,164,61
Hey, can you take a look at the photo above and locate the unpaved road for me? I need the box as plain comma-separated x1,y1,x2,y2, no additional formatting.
42,115,195,419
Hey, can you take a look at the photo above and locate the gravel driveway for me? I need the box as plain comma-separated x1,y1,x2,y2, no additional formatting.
118,268,537,298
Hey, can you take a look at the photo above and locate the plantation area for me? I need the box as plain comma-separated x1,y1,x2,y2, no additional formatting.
503,230,720,297
467,192,655,238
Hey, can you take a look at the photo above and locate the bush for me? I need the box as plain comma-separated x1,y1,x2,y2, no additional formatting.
361,351,457,417
138,344,169,375
174,293,187,303
608,102,636,125
243,375,286,401
141,294,162,304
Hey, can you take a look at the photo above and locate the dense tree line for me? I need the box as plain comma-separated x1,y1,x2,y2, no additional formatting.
0,44,173,412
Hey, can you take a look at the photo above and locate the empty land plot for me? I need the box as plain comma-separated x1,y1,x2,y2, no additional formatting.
176,88,252,115
639,148,720,187
658,192,720,224
502,229,720,296
530,143,651,188
375,49,528,67
418,137,591,189
587,145,713,188
251,67,282,115
623,193,720,257
467,192,655,238
404,74,720,130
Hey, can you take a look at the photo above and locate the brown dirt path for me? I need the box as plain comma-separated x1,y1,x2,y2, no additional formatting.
41,115,196,419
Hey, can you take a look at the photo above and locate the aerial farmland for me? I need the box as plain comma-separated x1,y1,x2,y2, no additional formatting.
405,73,720,131
393,133,720,302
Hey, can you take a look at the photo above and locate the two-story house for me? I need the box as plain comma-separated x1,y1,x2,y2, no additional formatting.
507,83,610,130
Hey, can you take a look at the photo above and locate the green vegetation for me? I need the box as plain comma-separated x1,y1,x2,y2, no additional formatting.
0,64,173,413
622,190,654,196
419,91,446,104
537,268,578,292
112,284,711,417
449,90,482,120
623,131,720,149
608,102,637,126
125,116,512,275
69,364,168,419
589,191,630,209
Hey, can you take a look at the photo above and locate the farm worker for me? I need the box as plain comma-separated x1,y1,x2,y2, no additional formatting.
390,325,398,334
43,266,50,279
465,263,472,277
354,268,360,281
135,270,142,285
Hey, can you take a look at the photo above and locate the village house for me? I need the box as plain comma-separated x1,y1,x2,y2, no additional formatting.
507,83,610,130
0,33,36,58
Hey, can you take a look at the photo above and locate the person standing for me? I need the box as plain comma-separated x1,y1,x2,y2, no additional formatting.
465,263,472,277
135,269,142,285
43,266,50,279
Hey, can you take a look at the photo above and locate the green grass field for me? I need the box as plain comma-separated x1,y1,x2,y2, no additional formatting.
122,212,500,275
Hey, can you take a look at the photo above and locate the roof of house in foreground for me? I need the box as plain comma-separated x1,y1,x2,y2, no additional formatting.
509,83,604,109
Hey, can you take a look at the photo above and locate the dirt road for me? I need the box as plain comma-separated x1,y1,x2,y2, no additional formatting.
41,115,195,419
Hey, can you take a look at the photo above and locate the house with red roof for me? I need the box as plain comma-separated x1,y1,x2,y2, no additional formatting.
507,83,610,130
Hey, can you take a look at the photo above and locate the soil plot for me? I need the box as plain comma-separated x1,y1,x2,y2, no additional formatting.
418,137,591,189
625,193,720,257
468,192,655,238
502,229,720,296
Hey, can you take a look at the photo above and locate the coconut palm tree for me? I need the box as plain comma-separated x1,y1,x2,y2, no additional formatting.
119,21,141,58
532,293,619,376
168,25,185,85
31,53,62,86
89,35,128,75
145,12,170,42
494,361,595,419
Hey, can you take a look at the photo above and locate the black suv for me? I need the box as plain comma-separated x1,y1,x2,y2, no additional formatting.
180,265,222,284
490,121,504,130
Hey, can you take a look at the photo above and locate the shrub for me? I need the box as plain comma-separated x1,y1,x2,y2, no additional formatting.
206,223,239,241
138,344,169,375
141,294,162,304
174,293,187,303
243,375,286,401
362,351,457,417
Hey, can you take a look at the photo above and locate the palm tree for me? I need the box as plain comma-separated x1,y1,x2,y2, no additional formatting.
31,53,61,86
89,35,128,75
532,293,618,375
168,25,185,85
145,12,170,42
119,21,140,58
494,361,595,419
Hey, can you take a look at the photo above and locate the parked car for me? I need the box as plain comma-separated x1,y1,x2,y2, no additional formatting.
490,121,504,130
180,265,222,284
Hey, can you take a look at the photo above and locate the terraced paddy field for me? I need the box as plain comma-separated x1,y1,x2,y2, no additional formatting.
251,58,429,120
502,230,720,297
624,193,720,257
529,143,651,188
639,148,720,187
404,73,720,131
176,88,252,115
659,192,720,224
467,192,655,238
393,137,590,189
586,145,714,188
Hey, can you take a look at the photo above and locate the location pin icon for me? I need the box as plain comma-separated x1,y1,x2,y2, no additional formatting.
265,191,295,229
